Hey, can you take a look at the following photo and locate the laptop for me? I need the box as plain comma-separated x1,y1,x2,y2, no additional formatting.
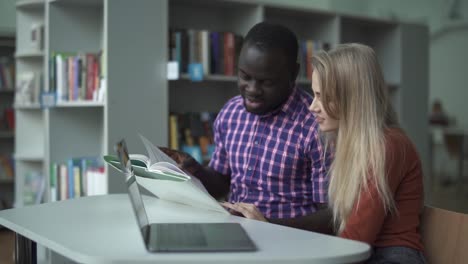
115,139,257,252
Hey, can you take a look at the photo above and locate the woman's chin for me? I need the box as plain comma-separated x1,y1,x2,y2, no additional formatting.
318,123,335,132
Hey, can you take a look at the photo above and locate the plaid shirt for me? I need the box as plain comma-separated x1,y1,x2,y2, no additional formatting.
209,87,329,219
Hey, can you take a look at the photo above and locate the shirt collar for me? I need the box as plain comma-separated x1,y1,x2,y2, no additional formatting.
257,86,299,119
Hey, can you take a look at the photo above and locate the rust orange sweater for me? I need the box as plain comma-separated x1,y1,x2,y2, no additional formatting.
340,128,424,251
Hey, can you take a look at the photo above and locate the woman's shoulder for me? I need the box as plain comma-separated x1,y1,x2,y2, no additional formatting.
384,127,412,148
384,127,421,174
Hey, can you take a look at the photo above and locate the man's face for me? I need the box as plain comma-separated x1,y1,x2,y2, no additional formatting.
237,44,295,115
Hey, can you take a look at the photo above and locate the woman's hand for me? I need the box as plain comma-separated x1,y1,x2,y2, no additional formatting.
221,202,268,222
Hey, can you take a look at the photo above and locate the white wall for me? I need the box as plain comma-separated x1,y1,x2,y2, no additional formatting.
253,0,331,10
254,0,372,15
329,0,371,15
367,0,468,130
362,0,468,184
431,29,468,129
0,0,16,35
368,0,437,23
259,0,468,129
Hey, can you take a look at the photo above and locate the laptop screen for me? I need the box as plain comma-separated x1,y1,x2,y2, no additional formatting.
115,139,150,241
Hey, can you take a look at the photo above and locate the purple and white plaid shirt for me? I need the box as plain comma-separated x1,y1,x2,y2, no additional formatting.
209,87,329,219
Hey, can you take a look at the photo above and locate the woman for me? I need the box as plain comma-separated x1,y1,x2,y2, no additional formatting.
224,43,426,263
309,43,425,263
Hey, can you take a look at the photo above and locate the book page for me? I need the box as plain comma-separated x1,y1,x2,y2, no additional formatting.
129,153,150,168
136,175,228,214
139,134,178,167
105,153,223,213
148,161,186,176
134,167,187,182
148,162,208,193
104,155,186,182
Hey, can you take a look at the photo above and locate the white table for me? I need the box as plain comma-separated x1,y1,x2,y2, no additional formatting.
0,194,370,264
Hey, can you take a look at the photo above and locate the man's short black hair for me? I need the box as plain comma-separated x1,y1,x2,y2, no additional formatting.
244,22,299,67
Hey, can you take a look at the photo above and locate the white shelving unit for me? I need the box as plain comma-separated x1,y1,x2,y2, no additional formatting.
14,0,167,214
14,0,429,208
15,0,46,209
167,0,429,178
14,51,44,58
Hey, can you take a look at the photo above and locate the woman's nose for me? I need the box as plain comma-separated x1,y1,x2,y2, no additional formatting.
309,99,319,113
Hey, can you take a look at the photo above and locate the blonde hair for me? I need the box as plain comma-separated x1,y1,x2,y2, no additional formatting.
311,43,399,233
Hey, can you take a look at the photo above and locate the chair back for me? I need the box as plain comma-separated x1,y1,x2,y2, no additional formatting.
421,206,468,264
443,133,464,159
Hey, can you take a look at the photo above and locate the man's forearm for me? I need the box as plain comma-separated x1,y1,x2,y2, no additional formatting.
268,208,334,235
192,166,230,200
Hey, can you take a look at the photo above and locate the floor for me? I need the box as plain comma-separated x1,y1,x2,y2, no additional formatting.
428,177,468,213
0,229,14,264
0,179,467,264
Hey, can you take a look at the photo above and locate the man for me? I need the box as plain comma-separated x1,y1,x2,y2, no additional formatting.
163,22,331,234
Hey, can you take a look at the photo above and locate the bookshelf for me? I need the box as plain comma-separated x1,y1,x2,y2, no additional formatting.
14,0,167,212
15,0,45,209
166,0,429,179
0,33,15,209
14,0,429,206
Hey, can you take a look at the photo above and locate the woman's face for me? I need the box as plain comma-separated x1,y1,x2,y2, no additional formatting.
309,70,339,132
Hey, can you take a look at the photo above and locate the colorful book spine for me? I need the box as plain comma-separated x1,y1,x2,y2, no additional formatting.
224,32,235,76
51,157,105,201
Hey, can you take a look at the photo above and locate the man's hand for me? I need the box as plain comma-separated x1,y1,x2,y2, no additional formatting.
221,202,268,222
158,147,201,175
159,147,230,199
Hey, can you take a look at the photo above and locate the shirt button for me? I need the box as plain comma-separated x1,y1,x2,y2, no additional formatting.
248,166,252,171
255,141,258,145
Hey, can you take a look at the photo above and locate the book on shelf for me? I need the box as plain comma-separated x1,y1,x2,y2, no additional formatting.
30,22,44,52
15,71,42,106
169,114,179,150
0,155,14,180
169,112,217,164
23,171,46,206
50,51,102,102
169,28,243,76
2,107,14,130
50,156,106,202
298,39,331,80
0,56,15,91
104,134,228,215
223,32,235,76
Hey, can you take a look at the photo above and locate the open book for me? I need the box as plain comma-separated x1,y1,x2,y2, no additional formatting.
104,134,228,215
